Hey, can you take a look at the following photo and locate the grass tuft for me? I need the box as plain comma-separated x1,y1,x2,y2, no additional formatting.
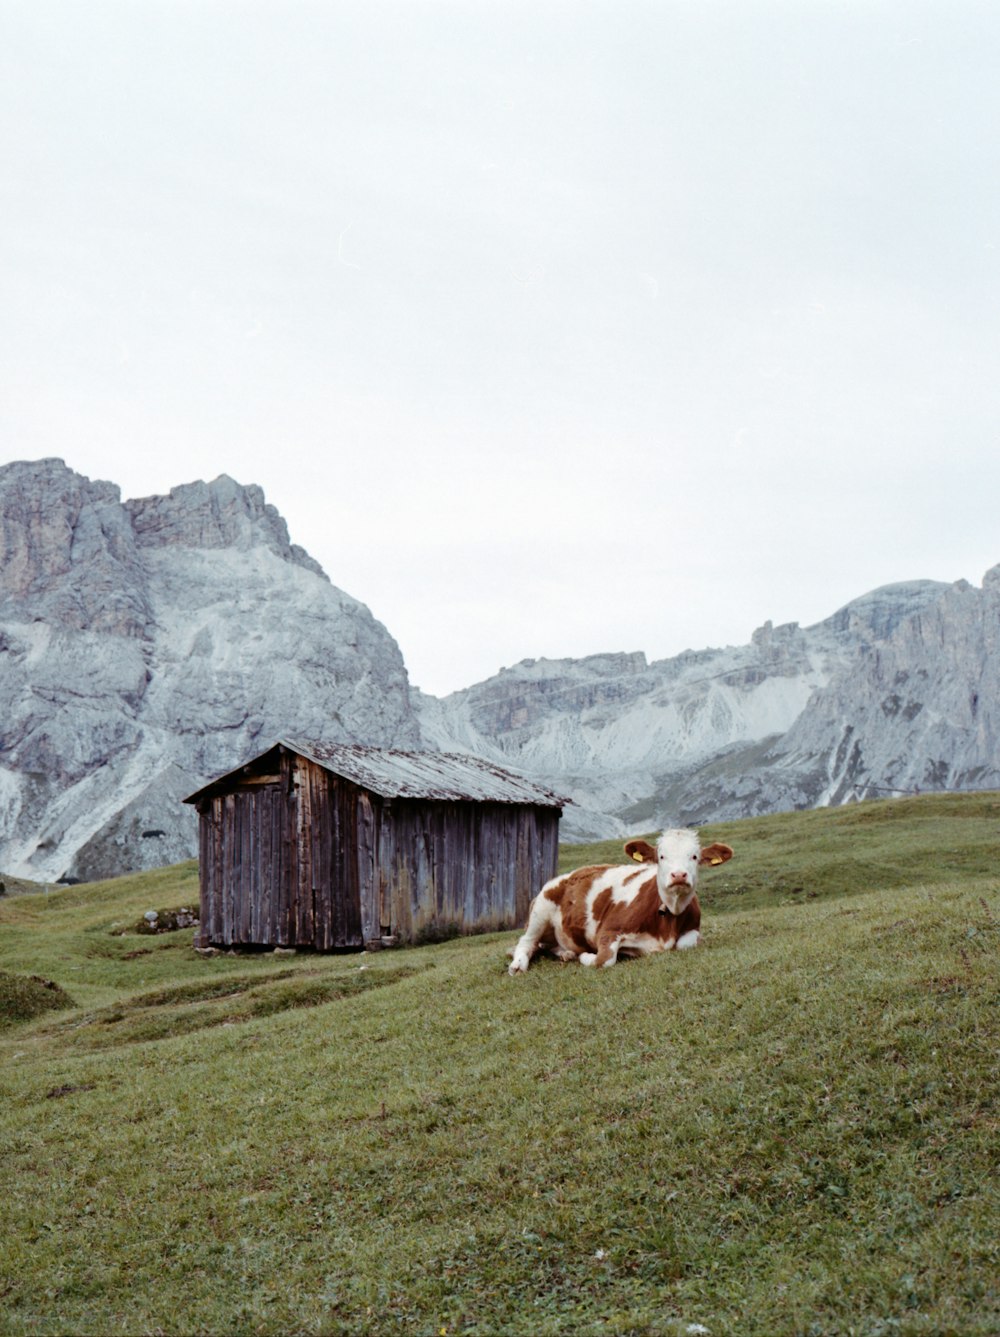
0,971,75,1028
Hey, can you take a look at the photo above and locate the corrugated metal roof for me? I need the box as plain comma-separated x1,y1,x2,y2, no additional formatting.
283,739,566,807
184,740,566,808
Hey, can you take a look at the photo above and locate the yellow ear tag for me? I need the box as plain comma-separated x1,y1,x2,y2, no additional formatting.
632,851,645,862
710,857,723,865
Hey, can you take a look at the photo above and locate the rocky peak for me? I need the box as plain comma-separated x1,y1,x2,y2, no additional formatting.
0,457,148,637
817,580,949,642
751,620,807,662
125,475,326,577
482,651,649,686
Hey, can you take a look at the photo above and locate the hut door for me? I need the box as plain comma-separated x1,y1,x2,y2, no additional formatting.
357,792,378,944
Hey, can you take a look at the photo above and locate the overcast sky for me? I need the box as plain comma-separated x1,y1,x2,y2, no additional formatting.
3,1,999,696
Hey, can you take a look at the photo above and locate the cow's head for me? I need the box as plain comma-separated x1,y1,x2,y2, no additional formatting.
624,828,734,914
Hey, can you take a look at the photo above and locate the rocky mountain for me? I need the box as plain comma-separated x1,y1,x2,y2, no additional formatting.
745,569,1000,813
0,459,417,882
3,457,997,879
415,574,1000,839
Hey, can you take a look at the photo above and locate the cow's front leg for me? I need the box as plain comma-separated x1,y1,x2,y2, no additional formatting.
580,933,621,968
508,894,558,975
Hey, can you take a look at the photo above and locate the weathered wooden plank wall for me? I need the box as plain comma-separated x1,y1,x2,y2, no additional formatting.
376,799,559,943
198,755,302,947
291,756,365,950
199,784,282,945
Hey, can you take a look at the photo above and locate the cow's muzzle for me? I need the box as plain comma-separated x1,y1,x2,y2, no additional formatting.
659,889,694,916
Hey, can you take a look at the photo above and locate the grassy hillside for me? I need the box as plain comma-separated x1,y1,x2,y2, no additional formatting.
1,795,998,1336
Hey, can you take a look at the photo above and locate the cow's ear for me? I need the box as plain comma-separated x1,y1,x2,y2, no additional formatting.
624,839,657,863
699,842,734,867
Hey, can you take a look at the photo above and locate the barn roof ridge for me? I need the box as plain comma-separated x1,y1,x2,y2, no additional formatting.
184,738,567,808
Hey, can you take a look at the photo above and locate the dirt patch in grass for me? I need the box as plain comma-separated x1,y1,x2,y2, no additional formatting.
45,1082,97,1099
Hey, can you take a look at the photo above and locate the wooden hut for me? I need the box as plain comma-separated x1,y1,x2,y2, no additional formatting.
183,740,565,950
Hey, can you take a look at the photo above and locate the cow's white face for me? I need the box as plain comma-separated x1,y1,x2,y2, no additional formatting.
655,828,705,914
625,828,735,915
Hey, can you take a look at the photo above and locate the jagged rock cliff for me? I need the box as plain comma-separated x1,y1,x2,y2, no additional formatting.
743,567,1000,813
415,576,976,838
0,460,418,881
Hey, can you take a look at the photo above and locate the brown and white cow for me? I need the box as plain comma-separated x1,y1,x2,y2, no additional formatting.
507,828,734,974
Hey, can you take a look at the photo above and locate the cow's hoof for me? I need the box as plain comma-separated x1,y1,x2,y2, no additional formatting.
508,955,529,976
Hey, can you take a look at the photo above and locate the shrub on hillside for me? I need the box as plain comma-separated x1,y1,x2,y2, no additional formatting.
0,971,75,1028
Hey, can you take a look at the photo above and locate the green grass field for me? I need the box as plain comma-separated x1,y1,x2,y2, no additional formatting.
1,794,998,1336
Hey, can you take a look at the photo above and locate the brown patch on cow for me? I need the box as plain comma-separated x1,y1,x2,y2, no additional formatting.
589,877,666,964
591,886,613,922
633,877,680,941
561,872,605,950
543,866,607,903
543,865,610,952
624,866,649,885
629,876,660,913
594,877,702,957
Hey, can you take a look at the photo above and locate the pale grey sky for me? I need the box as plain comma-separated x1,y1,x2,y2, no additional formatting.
3,1,999,695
